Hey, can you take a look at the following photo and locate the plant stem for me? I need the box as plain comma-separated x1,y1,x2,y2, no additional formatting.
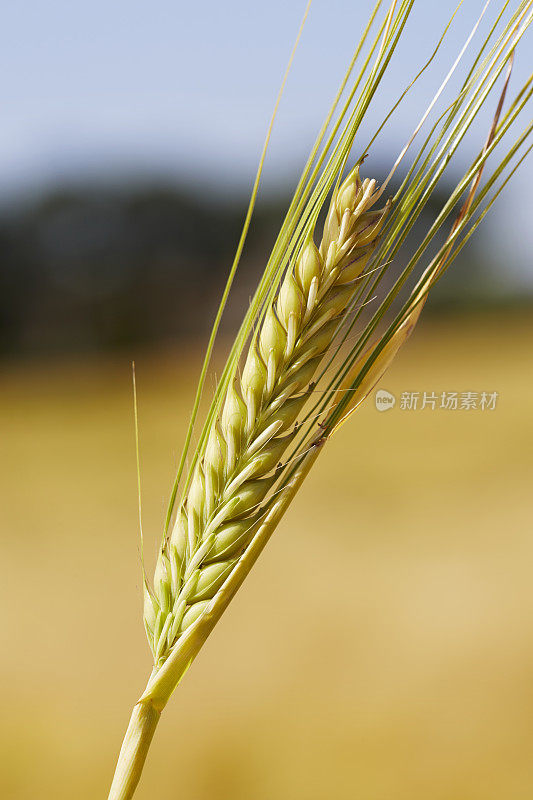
108,695,161,800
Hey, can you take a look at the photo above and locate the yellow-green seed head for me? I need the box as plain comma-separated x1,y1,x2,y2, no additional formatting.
169,509,188,560
337,165,363,212
259,306,286,366
206,518,260,562
187,560,237,603
277,271,303,329
221,382,246,442
204,425,226,484
224,476,276,519
144,169,391,668
241,344,267,406
187,464,206,522
154,554,172,614
296,238,322,294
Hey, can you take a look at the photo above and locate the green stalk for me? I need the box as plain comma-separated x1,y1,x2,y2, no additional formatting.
108,693,161,800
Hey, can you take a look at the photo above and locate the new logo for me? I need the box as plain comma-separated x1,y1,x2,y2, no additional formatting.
375,389,396,412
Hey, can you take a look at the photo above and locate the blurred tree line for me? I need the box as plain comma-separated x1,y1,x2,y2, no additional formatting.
0,177,511,359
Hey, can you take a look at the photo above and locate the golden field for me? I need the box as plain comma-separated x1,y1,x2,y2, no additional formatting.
1,310,533,800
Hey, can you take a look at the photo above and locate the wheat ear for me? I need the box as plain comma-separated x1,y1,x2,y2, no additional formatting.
148,167,388,665
146,167,389,663
107,167,389,800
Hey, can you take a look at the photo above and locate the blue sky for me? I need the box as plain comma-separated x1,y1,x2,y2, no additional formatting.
1,0,531,283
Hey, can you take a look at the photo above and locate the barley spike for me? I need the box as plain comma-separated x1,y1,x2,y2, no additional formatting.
144,166,390,665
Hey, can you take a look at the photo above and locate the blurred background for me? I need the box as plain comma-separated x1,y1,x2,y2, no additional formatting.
1,1,532,798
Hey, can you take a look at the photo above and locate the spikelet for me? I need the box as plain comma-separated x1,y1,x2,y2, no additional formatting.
145,166,391,664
